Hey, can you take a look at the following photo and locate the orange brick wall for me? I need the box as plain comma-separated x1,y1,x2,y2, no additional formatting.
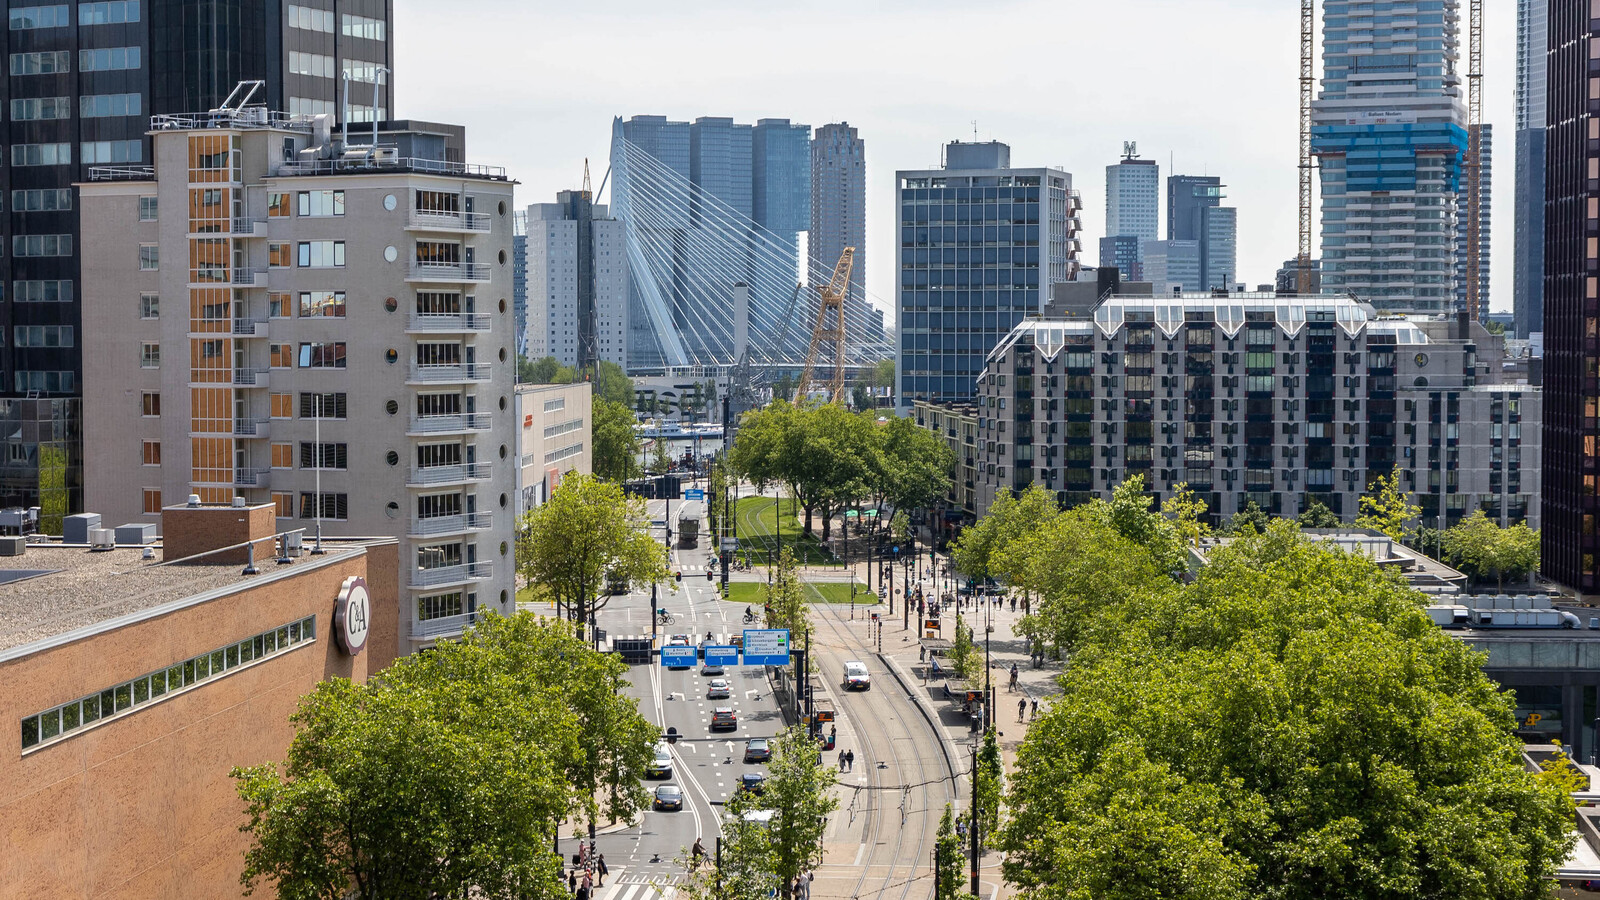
161,503,278,566
0,548,395,899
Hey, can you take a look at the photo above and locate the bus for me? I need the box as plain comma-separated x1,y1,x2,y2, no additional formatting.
677,500,705,549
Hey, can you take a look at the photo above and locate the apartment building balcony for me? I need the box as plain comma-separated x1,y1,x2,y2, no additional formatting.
233,467,271,488
406,262,491,283
233,417,271,438
229,317,271,338
407,363,492,384
186,216,268,239
410,611,480,642
233,367,271,388
407,413,493,436
232,267,269,288
407,463,492,487
407,313,492,334
408,561,494,590
408,512,494,538
407,210,491,233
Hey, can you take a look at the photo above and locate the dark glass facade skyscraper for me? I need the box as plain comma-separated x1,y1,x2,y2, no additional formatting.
1515,0,1549,338
0,0,394,520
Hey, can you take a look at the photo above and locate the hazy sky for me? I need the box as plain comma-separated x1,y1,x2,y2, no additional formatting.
394,0,1519,319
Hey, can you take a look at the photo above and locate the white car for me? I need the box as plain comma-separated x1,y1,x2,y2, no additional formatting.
707,678,731,699
647,744,673,779
844,660,871,690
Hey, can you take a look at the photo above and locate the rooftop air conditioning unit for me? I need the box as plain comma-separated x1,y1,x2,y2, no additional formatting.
88,528,115,551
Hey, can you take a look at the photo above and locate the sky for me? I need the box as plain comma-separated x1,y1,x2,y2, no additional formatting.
394,0,1520,321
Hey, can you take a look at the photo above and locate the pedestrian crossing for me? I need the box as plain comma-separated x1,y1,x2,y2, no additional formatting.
593,871,678,900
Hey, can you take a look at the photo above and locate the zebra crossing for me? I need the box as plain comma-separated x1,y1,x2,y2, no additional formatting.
593,870,678,900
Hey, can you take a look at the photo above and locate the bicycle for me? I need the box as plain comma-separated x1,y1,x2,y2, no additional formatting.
656,610,675,625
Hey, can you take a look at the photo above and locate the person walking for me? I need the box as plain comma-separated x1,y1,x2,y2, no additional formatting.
838,749,846,771
1031,698,1039,720
568,870,577,895
846,749,855,771
1018,697,1027,722
575,885,588,900
596,854,608,886
1009,663,1018,691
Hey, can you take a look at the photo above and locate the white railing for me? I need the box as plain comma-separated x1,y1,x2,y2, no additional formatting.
232,317,270,336
408,313,492,332
409,363,491,383
232,267,268,286
279,156,507,180
409,561,494,588
408,463,491,485
409,210,491,232
408,414,493,433
412,611,480,640
233,467,271,487
409,512,494,536
233,367,270,387
408,262,491,282
233,417,270,437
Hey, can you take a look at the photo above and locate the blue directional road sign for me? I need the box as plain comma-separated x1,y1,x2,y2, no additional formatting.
741,629,791,666
661,645,699,668
703,644,739,666
683,488,705,500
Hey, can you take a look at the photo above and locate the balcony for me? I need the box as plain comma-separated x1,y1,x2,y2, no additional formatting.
233,417,271,438
232,317,270,338
233,215,268,236
408,561,494,589
407,210,491,233
408,363,492,384
408,512,493,537
407,262,491,283
232,267,269,287
407,463,492,487
411,611,481,642
234,367,270,388
407,413,493,435
407,313,492,333
233,467,271,488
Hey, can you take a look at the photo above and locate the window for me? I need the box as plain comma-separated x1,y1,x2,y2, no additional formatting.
272,492,294,517
13,371,74,392
11,97,69,120
138,196,158,221
141,392,161,416
142,488,161,514
14,281,71,303
268,192,292,217
299,291,345,317
269,344,294,368
300,442,348,470
270,393,294,418
269,293,291,318
79,46,139,71
271,443,294,469
288,97,334,118
544,418,584,439
342,12,385,39
345,103,386,124
297,241,345,267
9,5,68,29
287,50,334,78
419,592,466,621
13,235,72,257
11,143,70,166
139,342,159,368
12,189,70,211
342,59,381,83
298,342,346,368
415,240,460,264
139,245,158,270
78,0,139,25
287,4,334,32
141,441,160,466
545,443,584,465
9,51,69,75
81,140,141,164
297,190,344,216
12,325,73,347
299,492,348,520
80,93,141,118
19,616,316,751
268,243,292,268
543,397,566,413
299,392,347,419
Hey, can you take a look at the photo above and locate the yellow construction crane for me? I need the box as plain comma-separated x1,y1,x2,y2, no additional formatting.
796,247,855,404
1296,0,1315,295
1465,0,1484,323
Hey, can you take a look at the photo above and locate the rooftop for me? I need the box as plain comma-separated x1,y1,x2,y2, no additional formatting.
1189,529,1468,595
0,541,364,658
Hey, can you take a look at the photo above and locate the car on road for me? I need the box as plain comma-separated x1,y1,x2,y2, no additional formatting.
653,784,683,811
738,772,766,795
707,679,732,699
701,661,725,676
743,738,770,763
711,707,738,731
647,744,673,779
844,660,871,690
668,634,692,647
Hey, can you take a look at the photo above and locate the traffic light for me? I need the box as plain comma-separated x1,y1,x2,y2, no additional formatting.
675,571,683,582
706,571,713,581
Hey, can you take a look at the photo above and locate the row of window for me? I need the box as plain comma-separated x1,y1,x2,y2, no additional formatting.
136,391,351,422
9,1,136,29
19,615,315,751
14,370,73,393
10,45,140,75
14,280,72,303
13,234,72,257
545,443,583,465
11,325,73,347
288,50,334,79
542,418,583,439
10,140,140,166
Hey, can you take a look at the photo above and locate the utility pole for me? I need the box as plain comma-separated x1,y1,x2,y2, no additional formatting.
970,739,981,897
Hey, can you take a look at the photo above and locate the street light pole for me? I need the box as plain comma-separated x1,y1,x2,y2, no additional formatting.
970,739,981,898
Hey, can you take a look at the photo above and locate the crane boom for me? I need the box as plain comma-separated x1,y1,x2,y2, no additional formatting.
796,248,855,404
1296,0,1315,295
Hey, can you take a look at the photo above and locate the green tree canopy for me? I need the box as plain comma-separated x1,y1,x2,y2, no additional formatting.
591,398,642,482
1297,498,1342,529
871,413,956,516
518,355,575,385
1441,509,1541,589
1356,465,1422,542
1224,498,1272,535
951,484,1063,584
870,358,896,391
730,401,876,540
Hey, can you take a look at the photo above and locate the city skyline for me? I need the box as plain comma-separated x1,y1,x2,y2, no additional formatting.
392,0,1521,326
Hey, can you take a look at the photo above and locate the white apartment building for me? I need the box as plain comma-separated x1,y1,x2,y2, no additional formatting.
526,193,628,369
80,108,518,647
515,382,592,515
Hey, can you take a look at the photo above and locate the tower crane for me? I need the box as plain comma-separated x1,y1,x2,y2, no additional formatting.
796,248,855,404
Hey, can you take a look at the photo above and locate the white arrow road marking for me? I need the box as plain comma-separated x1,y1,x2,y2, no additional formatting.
682,743,697,753
743,689,759,699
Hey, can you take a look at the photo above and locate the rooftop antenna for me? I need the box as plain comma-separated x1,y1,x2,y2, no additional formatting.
971,120,978,142
582,158,592,197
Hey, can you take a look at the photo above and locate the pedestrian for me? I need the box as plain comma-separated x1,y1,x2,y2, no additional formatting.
1031,698,1039,720
597,854,608,886
829,724,837,744
956,818,967,840
581,872,592,895
1018,698,1026,722
1010,596,1017,612
568,869,577,894
919,644,926,662
838,749,846,771
846,749,855,771
576,885,589,900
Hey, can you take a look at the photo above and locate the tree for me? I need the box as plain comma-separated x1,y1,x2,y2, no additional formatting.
518,355,575,385
999,523,1578,900
872,414,956,517
975,727,1003,845
1096,475,1187,577
516,473,668,639
753,726,839,900
773,373,795,403
870,358,896,392
934,804,972,900
949,611,976,680
1442,509,1541,589
1355,465,1421,542
851,383,872,412
1224,499,1272,535
731,401,875,541
764,546,811,642
1160,482,1209,549
591,398,642,482
1297,498,1342,529
951,484,1062,585
585,359,634,407
649,437,673,475
233,613,657,900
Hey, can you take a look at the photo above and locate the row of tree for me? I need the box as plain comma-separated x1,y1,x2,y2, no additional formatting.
730,401,954,541
951,478,1577,900
233,614,659,900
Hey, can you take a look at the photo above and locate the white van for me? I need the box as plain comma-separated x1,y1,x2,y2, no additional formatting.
844,660,870,690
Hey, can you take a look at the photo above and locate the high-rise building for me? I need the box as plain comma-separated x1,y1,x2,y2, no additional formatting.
811,122,866,317
1098,235,1143,281
1101,148,1158,276
1311,0,1468,316
689,117,753,222
525,192,629,369
1542,1,1599,595
1456,124,1494,320
895,140,1081,406
1515,0,1549,339
1142,240,1201,295
1167,175,1221,241
513,210,528,356
1168,174,1238,289
79,108,518,648
752,118,811,245
0,1,396,523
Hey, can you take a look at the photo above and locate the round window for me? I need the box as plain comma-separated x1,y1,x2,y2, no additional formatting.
384,246,398,262
386,450,399,466
499,299,507,313
385,349,398,364
1414,353,1429,367
499,396,507,410
383,194,397,211
386,400,399,415
498,201,507,216
499,444,508,459
500,493,508,509
498,347,508,362
500,589,509,606
498,249,507,265
385,501,399,518
500,541,508,556
384,297,398,312
1414,376,1429,388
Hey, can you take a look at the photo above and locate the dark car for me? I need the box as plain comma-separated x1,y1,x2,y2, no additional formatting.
711,707,737,731
743,738,770,763
653,784,683,811
738,772,766,795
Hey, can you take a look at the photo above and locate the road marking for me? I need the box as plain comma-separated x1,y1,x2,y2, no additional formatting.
853,843,867,866
682,744,697,753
